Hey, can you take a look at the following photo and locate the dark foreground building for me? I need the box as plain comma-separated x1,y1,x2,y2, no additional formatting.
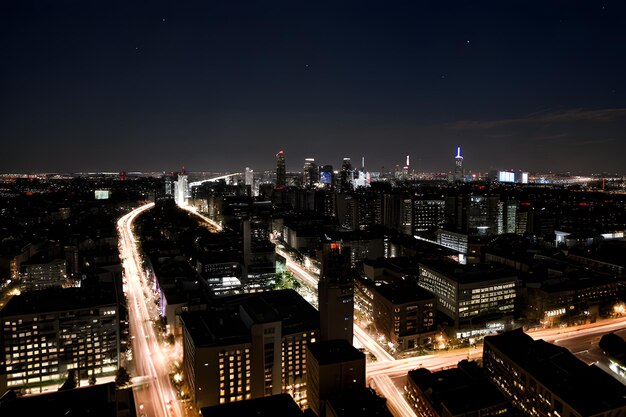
201,393,303,417
483,328,626,417
0,382,134,417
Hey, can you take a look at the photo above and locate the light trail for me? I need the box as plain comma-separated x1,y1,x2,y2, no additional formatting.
178,205,222,232
180,212,626,416
118,203,185,417
370,375,416,417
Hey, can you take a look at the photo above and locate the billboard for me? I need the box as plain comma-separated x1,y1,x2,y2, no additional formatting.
498,171,515,183
94,190,110,200
320,171,333,184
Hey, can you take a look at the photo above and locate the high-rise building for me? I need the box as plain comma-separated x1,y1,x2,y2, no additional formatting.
454,147,464,182
0,283,120,394
340,158,353,192
306,339,366,416
413,198,446,233
174,173,189,206
245,167,254,187
303,158,318,188
276,151,286,189
181,290,319,409
317,243,354,343
319,165,334,188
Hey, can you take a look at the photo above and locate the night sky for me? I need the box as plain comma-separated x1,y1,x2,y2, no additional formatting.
1,1,625,174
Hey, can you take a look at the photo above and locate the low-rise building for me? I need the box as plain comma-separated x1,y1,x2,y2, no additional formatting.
355,276,437,352
405,360,509,417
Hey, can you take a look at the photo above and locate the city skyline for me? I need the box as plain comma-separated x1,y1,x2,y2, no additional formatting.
2,1,626,173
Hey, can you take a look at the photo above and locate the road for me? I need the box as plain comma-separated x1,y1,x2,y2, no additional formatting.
127,205,626,417
276,244,626,416
118,203,184,417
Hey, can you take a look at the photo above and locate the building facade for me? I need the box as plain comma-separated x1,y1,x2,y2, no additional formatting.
483,329,626,417
181,290,319,409
0,285,119,394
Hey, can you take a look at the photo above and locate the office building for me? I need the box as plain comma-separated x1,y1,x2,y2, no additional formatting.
483,329,626,417
174,173,189,206
354,277,436,352
405,360,509,417
181,290,319,409
0,382,133,417
201,393,304,417
413,198,446,233
20,256,67,291
340,158,353,192
325,387,393,417
418,261,517,337
276,151,286,189
306,339,366,416
245,167,254,187
303,158,318,188
0,283,120,394
317,243,354,343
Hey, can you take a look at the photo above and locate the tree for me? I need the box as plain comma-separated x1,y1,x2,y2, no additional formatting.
59,370,77,391
115,367,131,387
274,271,301,290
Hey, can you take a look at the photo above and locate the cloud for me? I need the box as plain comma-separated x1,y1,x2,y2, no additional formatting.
451,108,626,130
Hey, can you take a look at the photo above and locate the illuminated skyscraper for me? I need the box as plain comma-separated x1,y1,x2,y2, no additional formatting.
340,158,353,192
303,158,318,188
454,146,464,182
174,173,189,206
276,151,286,189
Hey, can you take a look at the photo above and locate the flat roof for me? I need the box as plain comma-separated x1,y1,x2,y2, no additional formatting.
201,393,303,417
408,363,507,416
326,387,393,417
308,339,365,366
0,282,117,317
359,277,435,305
419,260,517,284
182,289,319,347
485,329,626,415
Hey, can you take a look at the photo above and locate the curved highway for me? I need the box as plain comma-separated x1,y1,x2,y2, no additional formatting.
118,203,184,417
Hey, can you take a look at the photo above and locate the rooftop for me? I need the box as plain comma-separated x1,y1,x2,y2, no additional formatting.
200,393,303,417
308,339,365,366
326,387,393,417
358,276,435,305
0,382,123,417
485,328,626,415
419,260,517,284
0,281,117,317
182,289,319,347
408,361,507,416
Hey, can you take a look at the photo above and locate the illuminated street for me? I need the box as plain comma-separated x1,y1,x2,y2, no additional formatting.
118,203,185,417
120,205,626,417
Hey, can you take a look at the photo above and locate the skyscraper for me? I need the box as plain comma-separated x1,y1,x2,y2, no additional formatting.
340,158,353,192
454,146,464,182
317,242,354,343
303,158,318,188
276,151,286,189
